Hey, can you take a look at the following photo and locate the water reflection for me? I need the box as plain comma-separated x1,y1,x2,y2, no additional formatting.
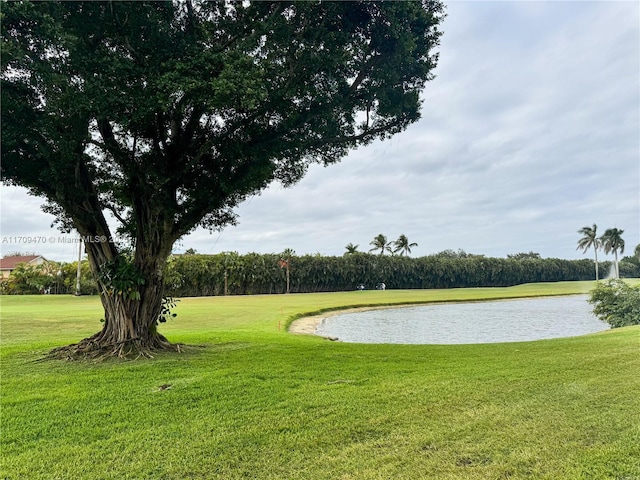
315,294,608,344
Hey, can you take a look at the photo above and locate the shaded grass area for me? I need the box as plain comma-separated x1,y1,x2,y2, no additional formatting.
1,282,639,479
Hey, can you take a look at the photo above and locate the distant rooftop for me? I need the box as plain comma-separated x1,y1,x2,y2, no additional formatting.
0,255,46,271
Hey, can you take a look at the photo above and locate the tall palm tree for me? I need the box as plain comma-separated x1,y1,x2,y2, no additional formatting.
576,224,601,280
369,234,392,255
279,248,295,293
344,243,360,255
393,234,418,256
600,228,625,278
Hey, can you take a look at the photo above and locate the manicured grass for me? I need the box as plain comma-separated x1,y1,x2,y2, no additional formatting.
0,281,604,349
1,281,639,479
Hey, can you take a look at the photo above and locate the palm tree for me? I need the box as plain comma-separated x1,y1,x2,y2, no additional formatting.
344,243,360,255
600,228,625,278
393,234,418,256
369,234,392,255
576,224,601,280
279,249,295,293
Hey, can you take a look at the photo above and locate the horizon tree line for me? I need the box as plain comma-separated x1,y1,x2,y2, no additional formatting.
4,245,639,296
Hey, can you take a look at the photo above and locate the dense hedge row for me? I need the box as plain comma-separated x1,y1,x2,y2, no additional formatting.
4,252,637,296
165,253,640,297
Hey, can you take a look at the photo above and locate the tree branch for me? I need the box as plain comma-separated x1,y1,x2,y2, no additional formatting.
105,202,129,226
314,118,405,148
96,118,132,167
349,53,380,93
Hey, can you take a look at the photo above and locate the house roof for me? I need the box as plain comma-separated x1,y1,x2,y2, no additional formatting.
0,255,45,270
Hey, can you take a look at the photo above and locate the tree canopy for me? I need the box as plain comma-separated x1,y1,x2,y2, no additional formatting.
369,234,393,255
2,1,445,243
1,1,445,356
393,234,418,256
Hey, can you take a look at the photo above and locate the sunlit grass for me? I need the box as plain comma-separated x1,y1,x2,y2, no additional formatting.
0,280,603,348
1,281,639,479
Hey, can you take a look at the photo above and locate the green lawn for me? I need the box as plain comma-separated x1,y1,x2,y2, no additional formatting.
1,282,639,479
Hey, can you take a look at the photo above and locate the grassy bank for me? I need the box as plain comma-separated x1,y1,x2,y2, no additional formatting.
1,282,639,479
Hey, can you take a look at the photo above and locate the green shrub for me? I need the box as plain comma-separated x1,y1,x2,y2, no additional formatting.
588,279,640,328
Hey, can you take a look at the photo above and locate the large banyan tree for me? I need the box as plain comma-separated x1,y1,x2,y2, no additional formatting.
1,1,445,357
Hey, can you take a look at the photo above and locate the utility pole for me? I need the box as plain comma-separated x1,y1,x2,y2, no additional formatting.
75,236,82,296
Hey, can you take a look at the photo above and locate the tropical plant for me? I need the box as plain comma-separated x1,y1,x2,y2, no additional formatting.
393,234,418,256
3,262,56,294
577,224,601,280
61,261,99,295
369,234,393,256
279,249,295,294
588,279,640,328
1,1,444,357
344,243,360,255
600,228,625,278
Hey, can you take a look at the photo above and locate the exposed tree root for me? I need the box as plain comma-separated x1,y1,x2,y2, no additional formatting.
47,332,183,361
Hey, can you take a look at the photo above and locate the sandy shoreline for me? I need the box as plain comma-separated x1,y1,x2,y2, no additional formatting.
288,305,410,337
288,314,327,335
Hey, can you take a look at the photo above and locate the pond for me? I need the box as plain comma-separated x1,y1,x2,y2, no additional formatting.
315,294,608,344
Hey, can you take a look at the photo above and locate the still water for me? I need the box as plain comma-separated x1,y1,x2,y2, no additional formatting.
315,294,608,344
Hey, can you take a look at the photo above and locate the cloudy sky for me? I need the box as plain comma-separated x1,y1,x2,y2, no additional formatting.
1,1,639,263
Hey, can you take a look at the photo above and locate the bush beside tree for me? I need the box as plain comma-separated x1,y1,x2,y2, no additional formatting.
588,279,640,328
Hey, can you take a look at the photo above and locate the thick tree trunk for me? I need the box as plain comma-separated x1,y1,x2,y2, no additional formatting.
50,233,179,360
45,159,181,359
